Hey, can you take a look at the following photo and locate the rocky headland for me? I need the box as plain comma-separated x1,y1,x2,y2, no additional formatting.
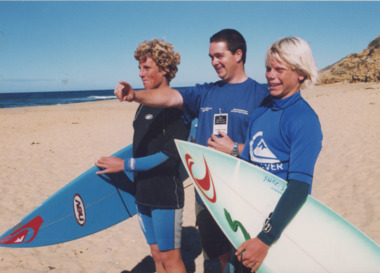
319,35,380,84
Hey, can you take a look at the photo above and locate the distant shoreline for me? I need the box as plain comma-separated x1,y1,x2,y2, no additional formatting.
0,86,199,109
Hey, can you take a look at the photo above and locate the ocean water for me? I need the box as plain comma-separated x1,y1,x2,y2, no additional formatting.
0,85,267,109
0,89,116,108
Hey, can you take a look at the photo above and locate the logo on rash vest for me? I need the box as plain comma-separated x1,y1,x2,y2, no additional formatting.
145,114,153,120
250,132,279,164
0,216,43,245
249,131,284,173
73,194,86,226
185,154,217,203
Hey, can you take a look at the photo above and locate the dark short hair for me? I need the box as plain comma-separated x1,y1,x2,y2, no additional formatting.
210,29,247,64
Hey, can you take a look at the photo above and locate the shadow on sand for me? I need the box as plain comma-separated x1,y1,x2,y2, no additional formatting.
121,226,203,273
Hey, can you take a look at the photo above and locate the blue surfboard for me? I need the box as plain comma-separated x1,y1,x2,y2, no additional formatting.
0,145,136,248
0,119,198,248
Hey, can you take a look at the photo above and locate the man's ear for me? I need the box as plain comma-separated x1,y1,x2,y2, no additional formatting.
234,49,243,63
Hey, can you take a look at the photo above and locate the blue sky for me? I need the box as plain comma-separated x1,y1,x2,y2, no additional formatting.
0,1,379,93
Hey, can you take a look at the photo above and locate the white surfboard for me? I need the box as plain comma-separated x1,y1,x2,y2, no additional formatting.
175,140,380,273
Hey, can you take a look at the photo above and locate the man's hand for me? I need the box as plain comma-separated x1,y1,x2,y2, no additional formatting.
95,156,125,174
235,238,269,272
207,131,234,154
114,81,135,102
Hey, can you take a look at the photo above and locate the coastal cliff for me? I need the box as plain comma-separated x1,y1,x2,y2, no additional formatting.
319,35,380,84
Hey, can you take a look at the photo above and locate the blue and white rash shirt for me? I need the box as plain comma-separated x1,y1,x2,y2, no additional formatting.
241,91,323,189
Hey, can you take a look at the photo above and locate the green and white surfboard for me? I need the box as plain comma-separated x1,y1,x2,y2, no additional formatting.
175,140,380,273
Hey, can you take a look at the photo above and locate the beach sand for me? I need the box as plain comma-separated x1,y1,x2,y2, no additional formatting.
0,82,379,272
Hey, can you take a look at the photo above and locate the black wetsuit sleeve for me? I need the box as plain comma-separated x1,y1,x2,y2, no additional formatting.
257,179,309,246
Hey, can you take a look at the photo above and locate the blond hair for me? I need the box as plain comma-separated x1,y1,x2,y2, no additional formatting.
134,39,180,83
265,37,319,89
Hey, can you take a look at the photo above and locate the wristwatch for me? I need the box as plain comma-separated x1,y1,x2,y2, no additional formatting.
230,142,239,157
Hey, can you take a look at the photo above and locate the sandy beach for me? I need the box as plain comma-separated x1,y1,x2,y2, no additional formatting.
0,82,379,273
